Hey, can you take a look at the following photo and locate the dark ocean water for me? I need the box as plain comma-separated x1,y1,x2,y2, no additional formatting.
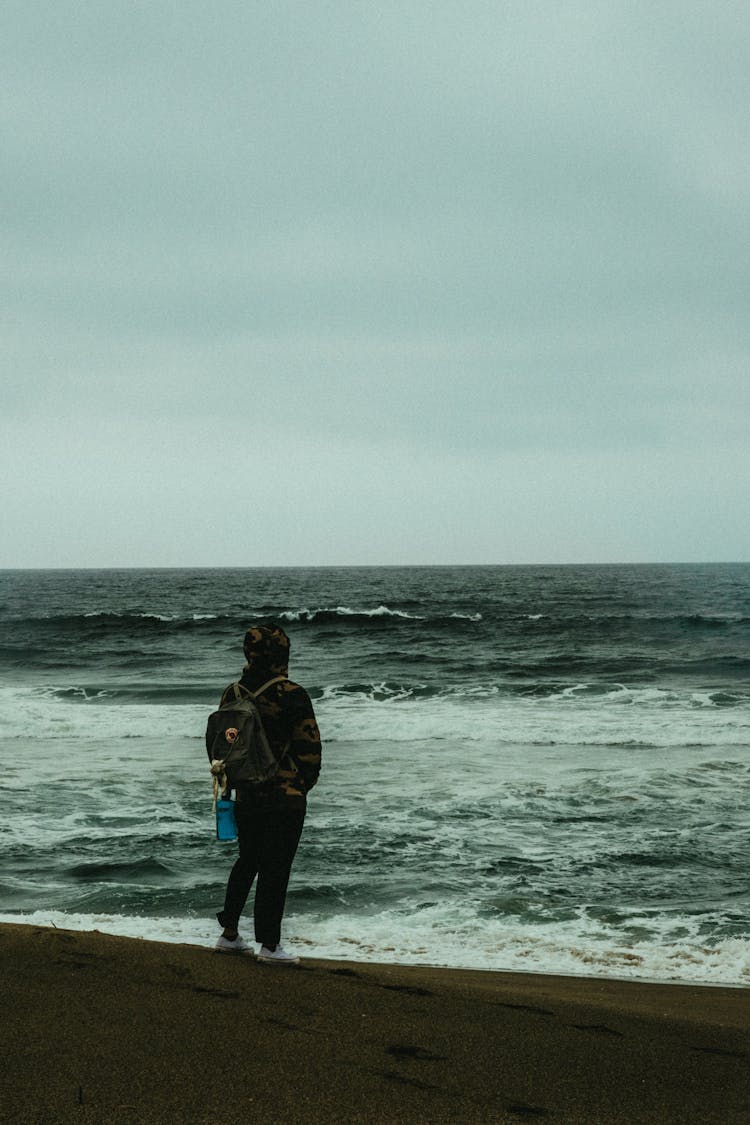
1,564,749,982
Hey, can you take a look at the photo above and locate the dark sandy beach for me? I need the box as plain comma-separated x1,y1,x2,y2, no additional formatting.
0,923,747,1123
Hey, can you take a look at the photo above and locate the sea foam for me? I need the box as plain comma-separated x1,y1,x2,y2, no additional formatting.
2,907,748,987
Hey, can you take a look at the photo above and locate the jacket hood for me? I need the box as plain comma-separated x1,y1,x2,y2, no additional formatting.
243,623,290,677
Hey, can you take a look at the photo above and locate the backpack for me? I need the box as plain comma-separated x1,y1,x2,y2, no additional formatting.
206,676,288,799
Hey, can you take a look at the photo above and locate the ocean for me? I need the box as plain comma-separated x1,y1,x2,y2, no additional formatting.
1,564,749,985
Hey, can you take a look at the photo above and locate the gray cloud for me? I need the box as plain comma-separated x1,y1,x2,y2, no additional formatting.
2,1,748,564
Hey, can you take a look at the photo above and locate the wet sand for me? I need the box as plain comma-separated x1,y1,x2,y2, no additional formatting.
0,923,748,1123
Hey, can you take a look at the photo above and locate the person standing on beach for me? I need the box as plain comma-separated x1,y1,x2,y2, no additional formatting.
210,623,321,963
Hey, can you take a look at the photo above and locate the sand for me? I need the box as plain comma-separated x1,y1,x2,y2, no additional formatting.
0,923,748,1124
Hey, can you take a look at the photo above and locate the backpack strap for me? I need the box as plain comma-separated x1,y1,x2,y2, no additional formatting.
246,675,292,767
225,675,287,704
250,675,287,698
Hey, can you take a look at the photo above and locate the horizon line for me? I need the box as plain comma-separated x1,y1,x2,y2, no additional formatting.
1,560,748,572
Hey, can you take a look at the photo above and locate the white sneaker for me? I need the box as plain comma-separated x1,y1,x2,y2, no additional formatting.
257,944,300,965
215,934,254,956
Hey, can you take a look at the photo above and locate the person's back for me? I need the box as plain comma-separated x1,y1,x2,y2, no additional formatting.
216,624,321,806
211,623,321,963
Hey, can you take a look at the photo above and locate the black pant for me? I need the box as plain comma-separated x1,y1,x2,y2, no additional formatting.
217,802,305,948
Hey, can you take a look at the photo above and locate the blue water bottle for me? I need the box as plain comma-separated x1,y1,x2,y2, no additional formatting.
216,797,237,842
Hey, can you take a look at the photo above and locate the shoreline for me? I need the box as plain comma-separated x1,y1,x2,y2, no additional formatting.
1,911,745,991
1,922,748,1123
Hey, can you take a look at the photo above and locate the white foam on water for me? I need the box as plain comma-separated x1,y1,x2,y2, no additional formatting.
1,728,747,987
317,689,750,747
1,907,748,987
0,910,217,947
2,674,748,749
275,605,483,623
0,684,208,742
82,611,178,621
285,904,750,986
279,605,425,622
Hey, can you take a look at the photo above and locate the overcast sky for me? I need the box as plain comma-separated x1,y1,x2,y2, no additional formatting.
2,1,748,566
